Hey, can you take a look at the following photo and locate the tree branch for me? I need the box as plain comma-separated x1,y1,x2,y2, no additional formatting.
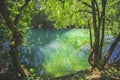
94,0,100,19
77,10,92,13
77,0,92,8
82,2,92,8
14,0,30,25
0,0,32,77
88,19,93,48
99,0,107,50
102,32,120,67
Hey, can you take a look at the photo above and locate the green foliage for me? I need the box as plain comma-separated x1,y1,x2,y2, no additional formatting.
40,0,90,29
0,14,11,44
1,0,120,79
105,0,120,36
0,0,38,42
39,0,120,36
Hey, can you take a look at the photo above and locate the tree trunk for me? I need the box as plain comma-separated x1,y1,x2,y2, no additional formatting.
91,0,101,67
89,0,107,69
0,0,32,77
88,19,95,68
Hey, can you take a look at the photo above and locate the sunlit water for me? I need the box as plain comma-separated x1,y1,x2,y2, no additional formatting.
1,28,120,78
22,28,90,78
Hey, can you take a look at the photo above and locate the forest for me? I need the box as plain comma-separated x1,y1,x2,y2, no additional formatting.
0,0,120,80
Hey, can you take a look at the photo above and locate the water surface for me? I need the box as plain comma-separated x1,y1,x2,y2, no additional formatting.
22,28,90,78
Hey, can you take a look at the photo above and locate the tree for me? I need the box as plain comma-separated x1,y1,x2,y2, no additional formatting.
0,0,33,77
40,0,120,69
40,0,89,29
88,0,120,68
87,0,107,69
1,0,119,78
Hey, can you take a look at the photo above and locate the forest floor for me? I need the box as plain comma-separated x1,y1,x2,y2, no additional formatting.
0,66,120,80
50,67,120,80
0,59,120,80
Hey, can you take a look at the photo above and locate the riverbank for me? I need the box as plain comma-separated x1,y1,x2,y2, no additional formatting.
0,65,120,80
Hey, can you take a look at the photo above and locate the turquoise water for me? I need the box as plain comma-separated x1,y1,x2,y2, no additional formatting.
22,28,91,78
1,28,120,78
1,28,119,78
